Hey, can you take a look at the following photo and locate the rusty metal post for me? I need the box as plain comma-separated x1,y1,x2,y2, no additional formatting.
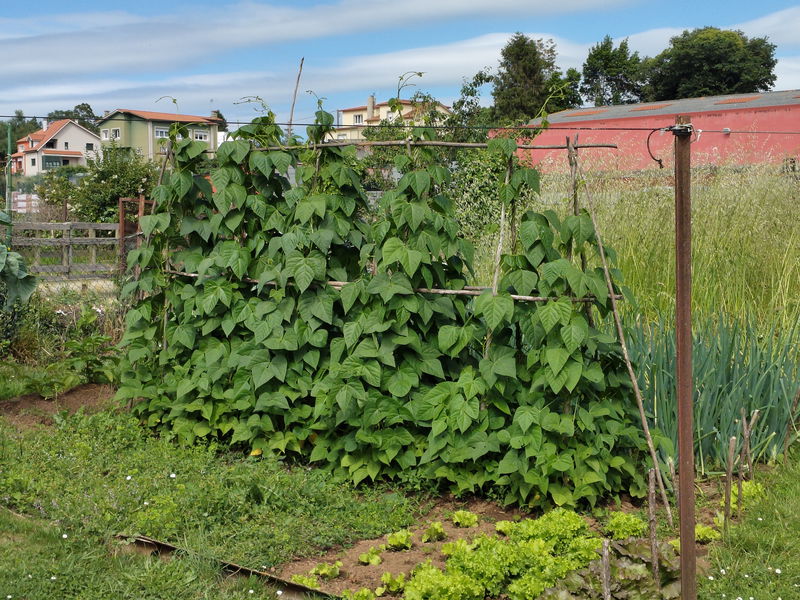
673,115,695,600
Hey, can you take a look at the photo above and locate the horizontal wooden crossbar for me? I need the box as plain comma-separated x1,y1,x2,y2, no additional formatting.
163,269,621,303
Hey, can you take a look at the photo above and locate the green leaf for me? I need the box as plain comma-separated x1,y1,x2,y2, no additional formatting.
537,298,572,333
545,347,569,374
501,270,538,296
340,281,363,314
343,320,363,349
387,365,419,397
248,151,273,176
474,291,514,331
560,315,588,353
563,360,583,392
173,324,196,349
488,137,516,157
268,151,292,174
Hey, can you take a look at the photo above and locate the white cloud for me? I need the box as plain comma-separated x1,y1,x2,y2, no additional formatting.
774,56,800,91
0,0,626,82
623,27,683,57
736,6,800,48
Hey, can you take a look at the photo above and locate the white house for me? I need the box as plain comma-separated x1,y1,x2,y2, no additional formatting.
11,119,101,177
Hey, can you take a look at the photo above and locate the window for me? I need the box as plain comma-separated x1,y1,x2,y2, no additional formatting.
353,114,363,124
111,128,121,140
85,143,94,151
45,139,56,149
337,134,347,140
101,129,109,140
31,158,36,167
64,142,69,150
193,130,209,142
154,127,168,138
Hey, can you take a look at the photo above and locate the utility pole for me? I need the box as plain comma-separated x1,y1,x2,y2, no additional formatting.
673,114,695,600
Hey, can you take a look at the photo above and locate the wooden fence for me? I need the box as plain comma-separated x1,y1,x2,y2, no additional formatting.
11,222,120,280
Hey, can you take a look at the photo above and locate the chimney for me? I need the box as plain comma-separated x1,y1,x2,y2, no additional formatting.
103,110,110,117
367,94,375,121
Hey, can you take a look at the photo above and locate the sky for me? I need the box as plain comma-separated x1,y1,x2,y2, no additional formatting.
2,0,799,128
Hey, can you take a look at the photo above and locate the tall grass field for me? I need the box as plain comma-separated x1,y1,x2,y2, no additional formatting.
465,164,800,469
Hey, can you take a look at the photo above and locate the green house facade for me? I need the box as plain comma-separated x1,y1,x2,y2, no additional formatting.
97,109,221,160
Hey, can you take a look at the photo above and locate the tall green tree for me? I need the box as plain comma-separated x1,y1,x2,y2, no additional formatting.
581,36,644,106
0,111,41,159
643,27,777,101
492,34,580,122
46,103,99,133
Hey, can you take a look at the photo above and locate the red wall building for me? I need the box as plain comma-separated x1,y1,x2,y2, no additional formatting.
521,89,800,172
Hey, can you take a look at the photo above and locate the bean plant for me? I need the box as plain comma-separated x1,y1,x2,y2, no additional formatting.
117,106,652,508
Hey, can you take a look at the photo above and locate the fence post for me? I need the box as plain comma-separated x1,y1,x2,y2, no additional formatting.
89,226,97,265
673,114,696,600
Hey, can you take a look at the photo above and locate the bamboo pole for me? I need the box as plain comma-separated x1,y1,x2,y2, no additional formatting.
601,539,611,600
162,270,622,303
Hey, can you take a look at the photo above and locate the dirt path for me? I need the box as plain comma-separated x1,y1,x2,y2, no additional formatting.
0,383,116,428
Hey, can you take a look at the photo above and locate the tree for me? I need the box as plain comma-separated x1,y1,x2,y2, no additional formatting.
581,36,644,106
36,145,158,222
492,34,578,123
544,67,583,113
0,111,41,160
643,27,776,101
46,103,99,133
211,109,228,132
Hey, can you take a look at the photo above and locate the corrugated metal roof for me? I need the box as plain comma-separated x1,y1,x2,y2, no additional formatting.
531,89,800,125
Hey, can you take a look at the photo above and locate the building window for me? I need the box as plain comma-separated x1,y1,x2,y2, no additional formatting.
111,128,121,140
101,129,109,140
85,143,94,151
45,139,56,149
337,134,347,140
154,127,168,139
353,114,363,124
31,158,36,167
64,142,69,150
193,130,209,142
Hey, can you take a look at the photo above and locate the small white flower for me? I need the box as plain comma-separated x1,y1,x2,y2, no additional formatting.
743,574,749,578
50,576,57,580
708,576,714,580
775,568,782,574
8,594,13,598
757,517,763,521
277,591,283,596
126,475,132,481
169,473,176,478
143,502,149,506
62,534,68,539
720,568,727,575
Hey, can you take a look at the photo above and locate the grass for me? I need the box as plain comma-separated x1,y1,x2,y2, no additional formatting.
698,456,800,598
0,410,417,574
469,165,800,328
0,509,279,599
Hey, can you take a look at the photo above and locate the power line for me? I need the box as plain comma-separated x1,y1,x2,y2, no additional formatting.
3,115,800,136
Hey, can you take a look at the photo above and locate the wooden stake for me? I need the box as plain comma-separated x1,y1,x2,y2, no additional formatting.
601,539,611,600
648,468,661,589
724,436,737,534
785,387,800,464
668,456,678,507
287,57,304,141
737,444,745,518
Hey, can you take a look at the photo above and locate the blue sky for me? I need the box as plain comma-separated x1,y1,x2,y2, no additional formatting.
2,1,799,127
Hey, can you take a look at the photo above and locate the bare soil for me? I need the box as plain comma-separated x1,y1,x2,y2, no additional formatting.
274,497,527,595
0,383,116,428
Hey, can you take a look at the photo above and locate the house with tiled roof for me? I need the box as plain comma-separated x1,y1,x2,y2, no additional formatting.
327,95,452,141
521,89,800,172
96,109,222,160
10,119,100,176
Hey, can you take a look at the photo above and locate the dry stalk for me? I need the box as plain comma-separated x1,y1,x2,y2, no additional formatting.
648,468,660,588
